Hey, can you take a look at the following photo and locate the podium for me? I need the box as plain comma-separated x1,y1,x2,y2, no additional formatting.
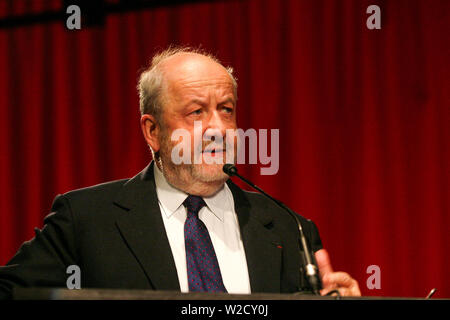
6,288,447,318
12,288,335,300
11,288,444,300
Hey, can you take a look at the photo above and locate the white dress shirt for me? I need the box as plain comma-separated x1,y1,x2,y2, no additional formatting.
153,164,251,294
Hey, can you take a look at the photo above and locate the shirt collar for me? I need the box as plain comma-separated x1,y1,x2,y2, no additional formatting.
153,164,231,222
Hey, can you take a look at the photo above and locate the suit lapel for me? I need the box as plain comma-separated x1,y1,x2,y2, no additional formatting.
114,162,180,291
227,181,282,293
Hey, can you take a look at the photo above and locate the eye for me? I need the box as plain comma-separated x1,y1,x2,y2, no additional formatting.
190,109,202,115
222,106,234,114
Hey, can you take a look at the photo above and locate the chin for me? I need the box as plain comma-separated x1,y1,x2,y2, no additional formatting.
160,155,230,197
192,163,228,183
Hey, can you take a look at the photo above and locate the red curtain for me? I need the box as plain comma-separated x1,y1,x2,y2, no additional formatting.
0,0,448,298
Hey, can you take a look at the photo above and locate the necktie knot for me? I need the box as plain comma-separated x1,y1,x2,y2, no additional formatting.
183,195,206,218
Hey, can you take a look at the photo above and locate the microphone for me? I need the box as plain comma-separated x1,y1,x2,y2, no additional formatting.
223,164,322,295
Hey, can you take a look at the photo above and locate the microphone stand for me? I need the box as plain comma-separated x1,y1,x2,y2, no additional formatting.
223,164,322,295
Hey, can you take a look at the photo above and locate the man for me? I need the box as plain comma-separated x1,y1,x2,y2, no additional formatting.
0,47,360,299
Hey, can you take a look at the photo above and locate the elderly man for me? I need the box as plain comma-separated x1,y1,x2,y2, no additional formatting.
0,47,360,299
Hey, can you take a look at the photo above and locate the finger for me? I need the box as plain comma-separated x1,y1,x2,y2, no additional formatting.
320,272,335,290
337,283,361,297
322,273,361,297
324,272,354,287
320,288,337,296
314,249,334,277
349,279,361,296
321,285,359,297
337,287,351,297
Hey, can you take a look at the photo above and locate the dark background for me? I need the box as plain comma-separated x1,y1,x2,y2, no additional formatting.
0,0,448,297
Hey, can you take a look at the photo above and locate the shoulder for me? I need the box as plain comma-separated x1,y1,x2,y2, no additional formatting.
49,163,155,219
62,178,129,203
48,178,128,210
47,178,130,220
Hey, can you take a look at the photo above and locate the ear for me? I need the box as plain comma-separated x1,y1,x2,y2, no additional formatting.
140,114,161,153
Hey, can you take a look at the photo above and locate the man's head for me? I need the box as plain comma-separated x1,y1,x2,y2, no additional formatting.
138,47,238,197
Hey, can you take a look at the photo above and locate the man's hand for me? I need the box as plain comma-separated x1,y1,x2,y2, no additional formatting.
314,249,361,296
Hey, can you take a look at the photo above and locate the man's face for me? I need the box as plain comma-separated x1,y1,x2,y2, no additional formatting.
157,54,237,193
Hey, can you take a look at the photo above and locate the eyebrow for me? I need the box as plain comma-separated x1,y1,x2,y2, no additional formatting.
186,97,236,108
186,99,208,108
217,97,236,106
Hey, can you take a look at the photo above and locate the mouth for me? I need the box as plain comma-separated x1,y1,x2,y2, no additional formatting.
202,148,225,155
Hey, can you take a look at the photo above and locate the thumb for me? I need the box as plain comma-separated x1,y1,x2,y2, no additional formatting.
314,248,334,278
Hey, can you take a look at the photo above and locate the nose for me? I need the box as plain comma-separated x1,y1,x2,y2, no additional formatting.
204,110,226,137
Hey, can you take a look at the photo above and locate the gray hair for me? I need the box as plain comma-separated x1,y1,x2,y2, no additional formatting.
137,46,238,121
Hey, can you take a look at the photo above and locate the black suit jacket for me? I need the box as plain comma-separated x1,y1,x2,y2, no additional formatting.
0,162,322,299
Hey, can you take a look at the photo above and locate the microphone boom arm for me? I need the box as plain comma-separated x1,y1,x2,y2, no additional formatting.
223,164,322,295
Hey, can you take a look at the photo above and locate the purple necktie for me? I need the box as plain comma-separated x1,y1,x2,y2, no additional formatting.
183,195,227,292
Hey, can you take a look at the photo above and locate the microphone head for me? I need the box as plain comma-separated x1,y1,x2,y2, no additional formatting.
223,164,237,176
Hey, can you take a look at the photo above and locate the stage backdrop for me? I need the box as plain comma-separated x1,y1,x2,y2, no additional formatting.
0,0,448,297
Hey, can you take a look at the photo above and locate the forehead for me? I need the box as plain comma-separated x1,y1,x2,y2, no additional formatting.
160,53,235,100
